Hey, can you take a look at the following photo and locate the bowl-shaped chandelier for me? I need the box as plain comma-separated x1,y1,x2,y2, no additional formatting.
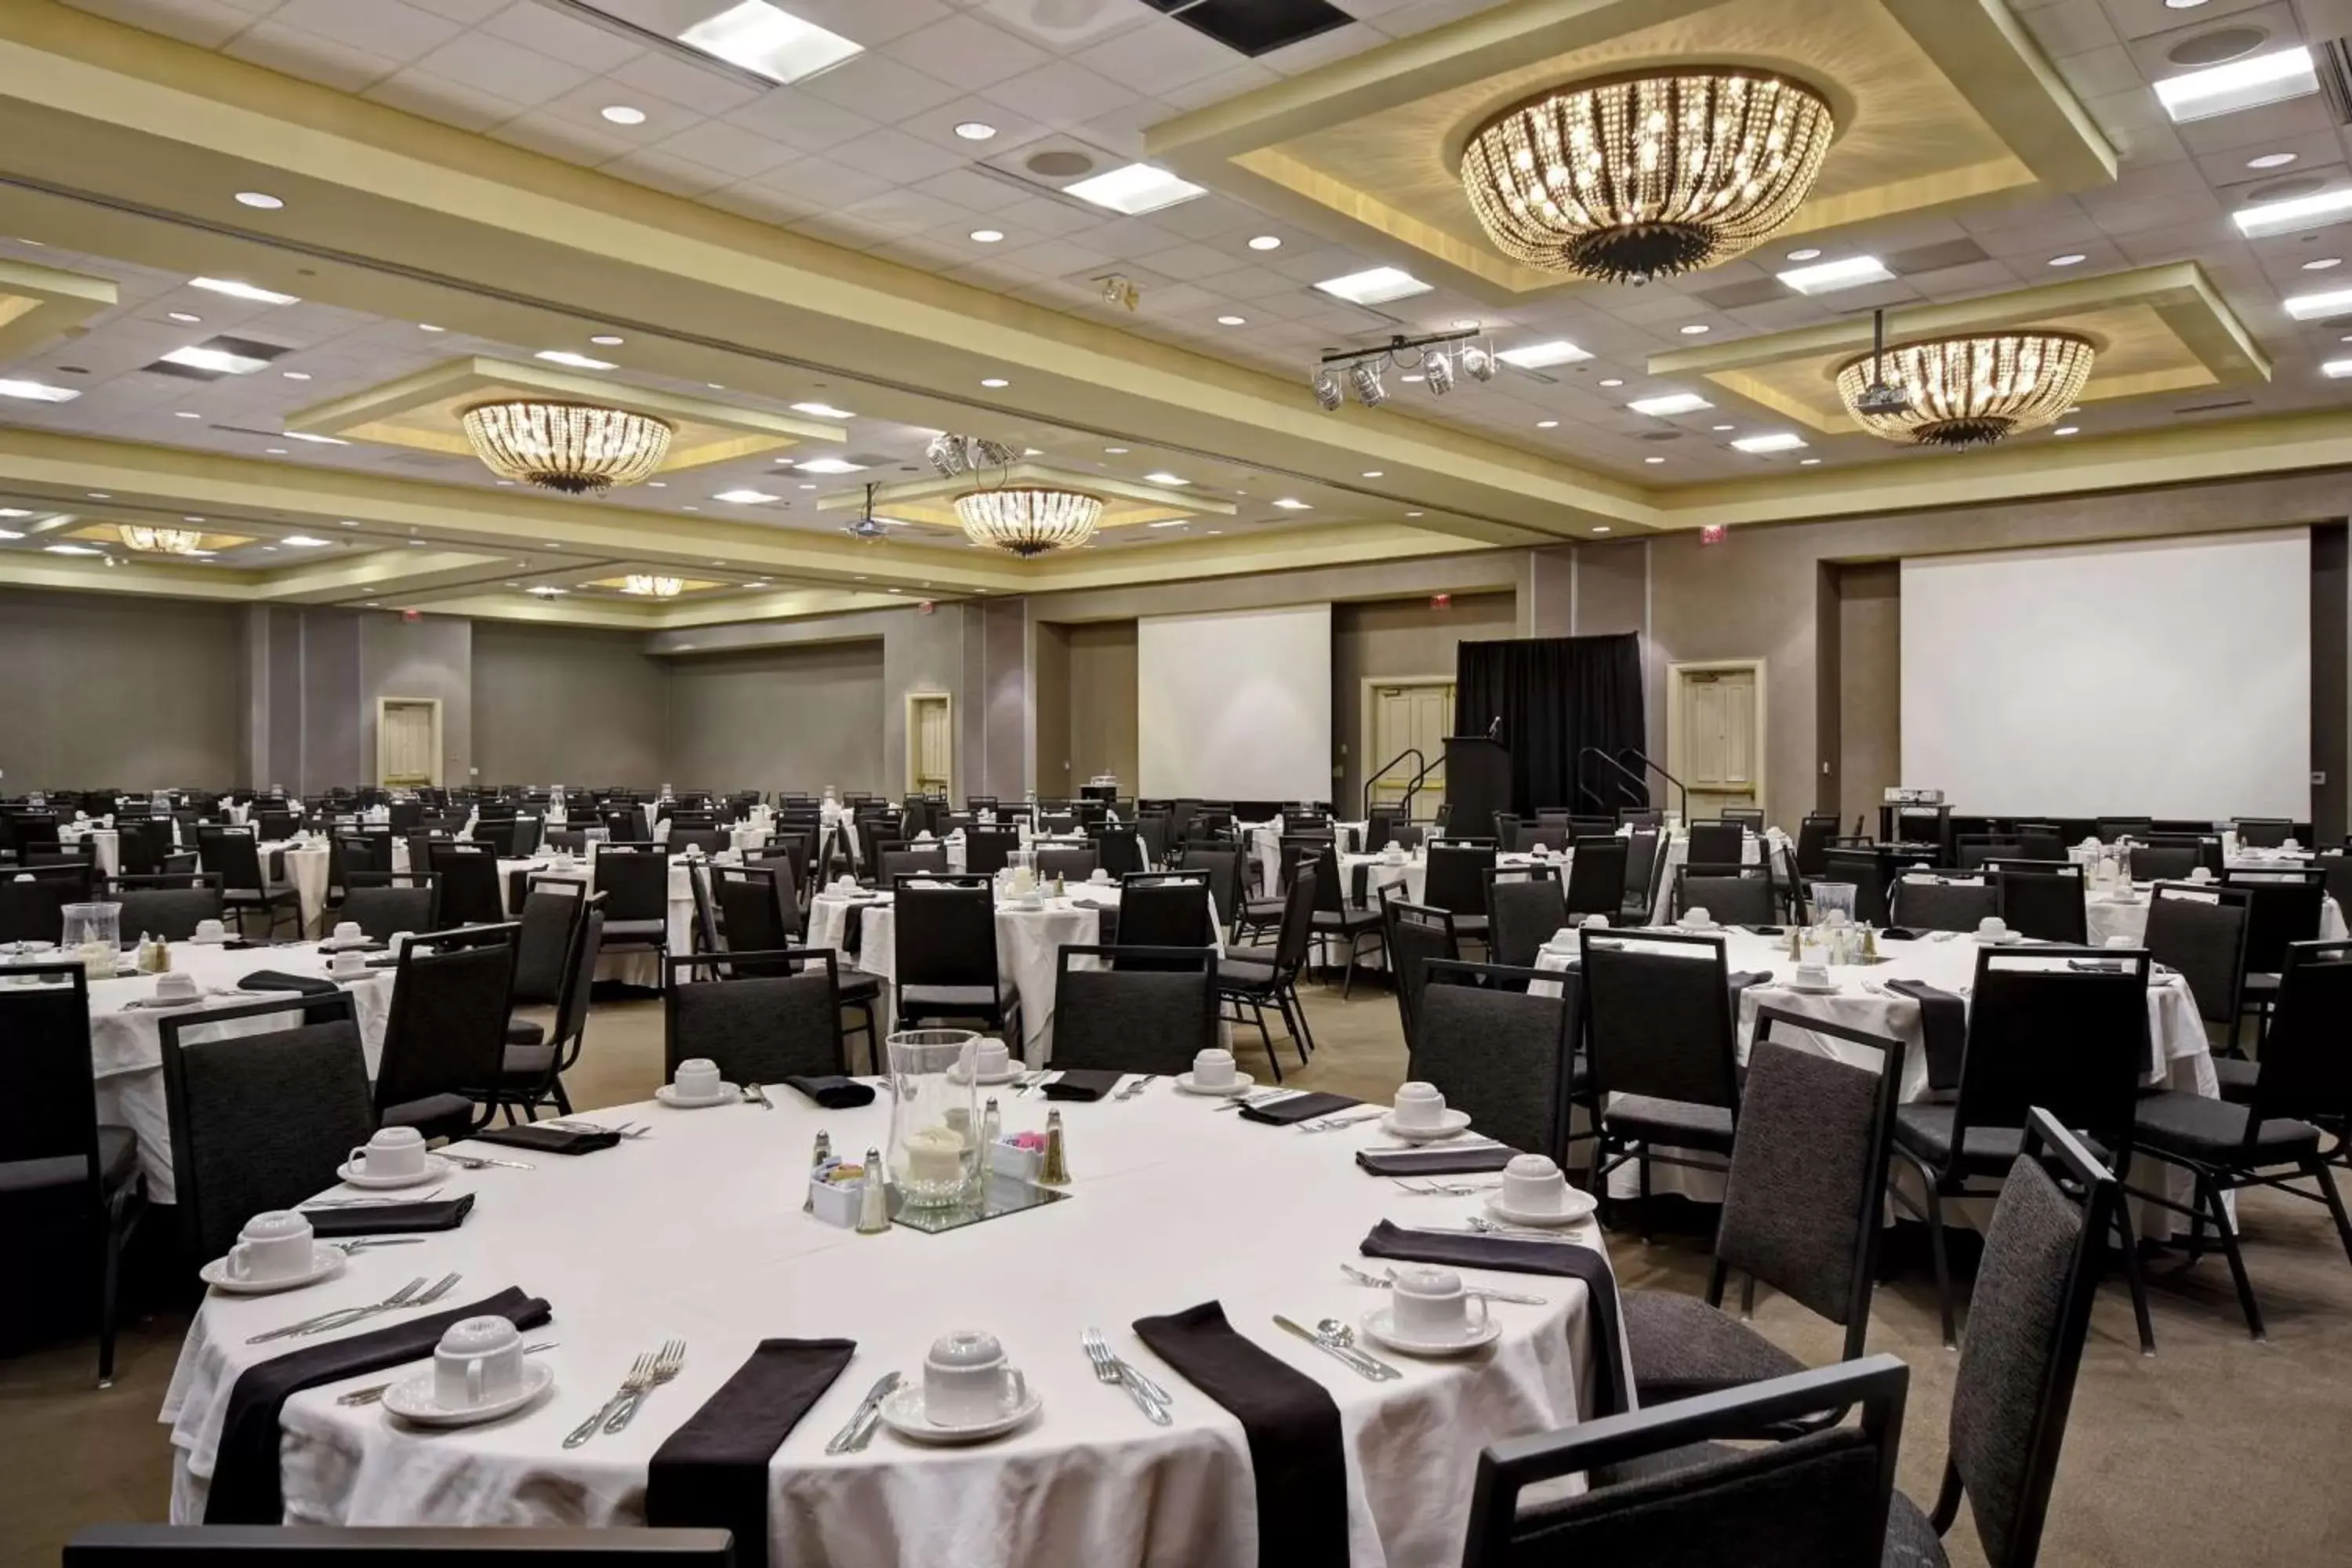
953,486,1102,557
459,400,674,495
117,525,205,554
1835,331,2096,448
1461,67,1836,284
621,574,683,597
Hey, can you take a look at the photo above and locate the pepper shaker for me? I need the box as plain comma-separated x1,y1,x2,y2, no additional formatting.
1040,1109,1070,1185
803,1130,831,1214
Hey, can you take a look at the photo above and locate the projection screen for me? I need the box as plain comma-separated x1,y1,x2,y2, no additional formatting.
1138,604,1332,800
1900,530,2310,819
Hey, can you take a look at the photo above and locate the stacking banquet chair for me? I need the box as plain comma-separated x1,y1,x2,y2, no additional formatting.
1379,893,1461,1058
1580,927,1744,1233
1620,827,1667,924
963,828,1019,877
0,964,147,1386
1685,820,1748,876
1216,870,1316,1080
1672,868,1775,927
428,841,508,927
62,1526,735,1566
892,879,1016,1037
2140,884,2249,1069
2097,816,2153,844
370,924,521,1143
1033,844,1098,883
2234,817,2295,850
716,865,880,1069
666,948,852,1083
593,843,675,985
1049,946,1218,1073
1995,865,2089,945
1306,844,1385,996
1090,823,1145,880
160,990,372,1264
2129,939,2352,1339
1954,833,2023,871
2225,866,2326,1044
339,872,437,943
1485,868,1568,970
2125,839,2204,882
1422,839,1497,949
194,827,299,938
1413,959,1587,1171
488,909,602,1120
111,873,224,942
873,842,947,887
1168,844,1247,939
1563,836,1627,924
1111,873,1214,967
1890,945,2157,1353
503,882,589,1049
1462,1357,1912,1568
1618,1011,1904,1406
1889,872,1998,935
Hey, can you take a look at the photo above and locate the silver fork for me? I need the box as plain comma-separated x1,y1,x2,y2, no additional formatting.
337,1341,557,1405
543,1120,648,1138
441,1152,534,1171
565,1351,653,1448
328,1237,427,1254
1300,1111,1385,1134
1081,1327,1170,1425
292,1272,462,1338
1212,1090,1291,1112
249,1276,426,1344
1114,1074,1159,1101
1391,1178,1502,1196
604,1338,685,1433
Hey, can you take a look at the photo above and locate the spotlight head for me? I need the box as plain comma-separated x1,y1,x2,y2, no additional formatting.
1312,368,1343,411
1348,361,1387,406
1461,344,1497,383
1424,350,1456,395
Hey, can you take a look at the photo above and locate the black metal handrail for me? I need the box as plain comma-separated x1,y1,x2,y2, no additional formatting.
1577,747,1648,813
1363,747,1426,822
1616,748,1690,823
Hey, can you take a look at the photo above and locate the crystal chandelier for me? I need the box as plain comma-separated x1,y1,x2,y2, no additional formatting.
116,525,205,554
459,400,674,495
621,574,683,597
953,487,1102,557
1460,67,1836,284
1835,331,2096,448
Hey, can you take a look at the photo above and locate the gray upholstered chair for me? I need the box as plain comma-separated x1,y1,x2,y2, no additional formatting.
876,844,949,884
1581,928,1742,1231
494,909,602,1120
1621,1011,1904,1406
1379,891,1459,1057
1485,871,1568,970
2141,884,2249,1069
372,924,520,1142
1412,959,1586,1170
1048,946,1218,1073
1033,845,1098,883
1673,869,1775,926
1215,871,1316,1080
113,873,225,941
1995,865,2089,945
1564,836,1627,922
665,949,848,1082
1888,874,1996,934
505,883,586,1044
340,873,437,942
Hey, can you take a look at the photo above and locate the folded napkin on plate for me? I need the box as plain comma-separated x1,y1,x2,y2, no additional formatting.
1132,1301,1348,1568
1359,1221,1627,1417
235,970,339,996
1355,1145,1518,1178
644,1338,857,1568
1240,1092,1361,1127
1044,1068,1125,1102
471,1123,621,1156
205,1286,553,1524
781,1074,875,1109
303,1193,475,1237
1882,978,1966,1091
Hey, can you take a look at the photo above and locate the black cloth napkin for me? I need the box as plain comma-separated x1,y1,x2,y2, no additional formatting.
1044,1068,1124,1102
1359,1221,1628,1418
837,899,877,960
1356,1145,1519,1177
205,1286,552,1524
471,1123,622,1156
1240,1092,1361,1127
1879,927,1922,942
781,1074,875,1109
1132,1301,1348,1568
644,1338,857,1568
303,1194,474,1237
1883,978,1967,1091
236,970,338,996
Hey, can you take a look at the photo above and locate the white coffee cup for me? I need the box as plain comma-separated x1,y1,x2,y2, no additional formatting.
332,920,363,946
1192,1047,1236,1087
1582,913,1612,929
388,931,417,958
194,918,227,942
227,1209,314,1283
1389,1265,1489,1340
1501,1153,1570,1216
2105,934,2136,950
1795,961,1831,988
1682,906,1715,929
673,1057,724,1099
432,1316,524,1410
2187,866,2213,884
154,971,199,1004
974,1040,1011,1079
1089,869,1113,885
347,1124,427,1180
328,950,367,978
1392,1080,1446,1129
1977,916,2009,939
924,1330,1027,1426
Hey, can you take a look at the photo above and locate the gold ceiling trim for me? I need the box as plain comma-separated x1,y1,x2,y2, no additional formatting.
284,357,845,473
1147,0,2114,303
0,256,115,363
68,518,254,553
815,464,1236,532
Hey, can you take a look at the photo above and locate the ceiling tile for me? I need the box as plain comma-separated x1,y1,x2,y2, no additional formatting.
223,20,402,92
478,1,644,74
1074,16,1247,93
268,0,464,63
601,147,735,198
720,89,880,154
782,0,956,47
891,13,1055,92
651,119,799,180
975,0,1153,50
604,49,765,117
742,154,895,209
977,60,1140,129
488,110,639,165
408,29,587,106
363,67,526,132
798,52,963,118
59,0,259,49
827,125,971,183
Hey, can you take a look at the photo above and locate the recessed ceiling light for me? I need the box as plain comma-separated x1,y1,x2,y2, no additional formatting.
535,349,614,370
1406,510,1424,517
280,535,331,546
678,0,862,85
279,430,348,445
1628,392,1713,417
682,505,699,511
2248,151,2299,169
601,105,647,125
0,529,20,539
2323,359,2352,378
166,310,201,324
418,323,445,332
2156,45,2317,124
969,229,1004,243
793,457,867,474
648,481,667,488
1217,314,1247,325
2048,254,2088,267
2288,285,2352,318
1495,339,1591,369
1711,423,1735,431
1146,519,1189,529
1315,266,1431,306
1361,470,1384,477
1104,446,1128,454
2167,1,2212,9
1645,456,1667,464
1400,372,1425,383
88,492,110,499
2236,186,2352,238
1799,457,1822,466
590,334,624,346
0,378,78,403
1272,498,1312,510
2307,256,2343,270
1776,255,1894,294
981,377,1009,388
1592,525,1612,533
190,277,298,305
1247,235,1282,251
1599,378,1624,388
1143,471,1186,485
1450,318,1480,331
2053,426,2081,435
182,516,203,524
790,401,855,419
712,488,781,503
45,543,103,556
1536,419,1559,428
234,191,283,209
954,121,997,140
281,371,310,380
1063,162,1207,215
1785,247,1822,261
1732,432,1809,453
173,409,200,419
162,345,267,376
1679,323,1712,336
797,483,815,490
266,447,287,454
338,520,358,527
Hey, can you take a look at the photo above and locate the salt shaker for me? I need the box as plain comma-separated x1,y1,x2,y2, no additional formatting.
855,1148,890,1234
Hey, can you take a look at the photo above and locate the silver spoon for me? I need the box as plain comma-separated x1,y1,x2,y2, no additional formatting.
1314,1318,1403,1378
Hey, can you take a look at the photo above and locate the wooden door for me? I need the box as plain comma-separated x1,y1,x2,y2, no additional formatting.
1369,680,1453,814
908,693,953,797
379,701,437,787
1679,666,1759,819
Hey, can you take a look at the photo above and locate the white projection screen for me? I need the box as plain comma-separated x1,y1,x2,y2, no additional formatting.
1900,530,2310,819
1138,604,1332,800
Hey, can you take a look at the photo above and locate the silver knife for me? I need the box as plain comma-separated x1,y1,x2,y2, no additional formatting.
1272,1315,1400,1381
824,1372,902,1454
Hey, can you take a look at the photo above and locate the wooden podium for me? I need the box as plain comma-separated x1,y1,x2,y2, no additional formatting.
1444,735,1512,837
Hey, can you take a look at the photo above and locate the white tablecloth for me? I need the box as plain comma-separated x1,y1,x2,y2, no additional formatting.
161,1083,1616,1566
2085,887,2348,948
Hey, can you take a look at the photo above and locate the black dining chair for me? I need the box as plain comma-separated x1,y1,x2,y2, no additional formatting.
1216,870,1317,1080
892,880,1014,1035
2225,866,2327,1044
1049,946,1218,1073
1621,828,1668,924
1996,865,2089,945
1413,959,1586,1171
428,842,508,927
1889,873,1998,934
1379,893,1460,1058
1112,874,1214,966
1306,844,1385,996
1581,927,1743,1233
1483,868,1567,970
1686,820,1748,874
666,949,849,1082
0,863,89,943
717,867,880,1069
593,844,676,984
490,907,603,1120
194,828,299,938
112,873,226,941
1820,847,1892,927
340,872,438,942
2142,884,2249,1065
371,924,521,1142
1563,836,1627,923
2234,817,2295,850
1421,840,1497,947
1672,869,1775,927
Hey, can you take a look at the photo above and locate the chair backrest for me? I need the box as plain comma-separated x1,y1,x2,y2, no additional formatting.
2245,939,2352,1134
2233,817,2294,849
892,881,998,989
1560,837,1627,920
1033,845,1097,883
1820,848,1890,926
509,886,585,1006
1793,815,1838,879
1674,869,1775,926
1379,895,1458,1054
62,1526,735,1567
2223,867,2327,972
1721,1015,1905,1349
340,874,437,942
664,951,844,1080
1049,946,1218,1072
195,828,263,892
2125,843,2201,882
1949,949,2149,1164
1169,845,1244,926
371,925,520,1120
1090,826,1145,880
877,846,948,884
0,869,82,944
159,993,373,1261
114,875,226,941
2096,816,2151,843
1114,879,1214,960
1463,1357,1910,1568
2318,849,2352,913
713,866,794,964
1889,873,1997,934
2141,884,2249,1028
1484,872,1568,968
1580,929,1740,1112
0,963,100,1177
1996,866,2088,944
1955,835,2024,871
547,907,604,1058
963,828,1019,876
1423,841,1497,916
1269,866,1319,975
593,844,673,920
428,842,506,926
1943,1112,2118,1568
1414,960,1578,1166
336,833,394,877
1686,821,1747,871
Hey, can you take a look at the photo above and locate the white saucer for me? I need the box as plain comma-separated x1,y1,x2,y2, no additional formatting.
198,1243,349,1295
1359,1305,1501,1358
1781,978,1843,995
332,1153,452,1189
970,1066,1023,1087
1486,1189,1599,1228
1379,1108,1475,1143
1973,931,2022,945
880,1383,1041,1445
656,1081,740,1109
381,1361,555,1427
1175,1071,1256,1097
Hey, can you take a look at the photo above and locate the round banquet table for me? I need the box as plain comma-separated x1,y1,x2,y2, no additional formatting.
159,1083,1616,1567
1340,830,1769,927
2085,885,2349,948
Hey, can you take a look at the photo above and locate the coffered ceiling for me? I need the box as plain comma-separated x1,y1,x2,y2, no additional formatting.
0,0,2347,627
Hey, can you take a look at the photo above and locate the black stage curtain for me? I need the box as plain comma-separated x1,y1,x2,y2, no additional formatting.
1454,633,1646,814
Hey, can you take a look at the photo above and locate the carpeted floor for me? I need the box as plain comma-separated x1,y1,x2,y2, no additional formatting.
5,983,2348,1568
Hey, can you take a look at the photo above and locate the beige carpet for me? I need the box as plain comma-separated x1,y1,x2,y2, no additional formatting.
6,985,2349,1568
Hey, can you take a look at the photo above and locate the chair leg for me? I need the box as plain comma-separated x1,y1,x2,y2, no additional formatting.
2311,1157,2352,1269
1285,982,1316,1058
1251,998,1277,1067
1739,1272,1758,1320
2201,1175,2263,1342
1920,1181,1958,1350
550,1076,573,1118
1340,933,1362,1000
97,1210,125,1390
1704,1258,1729,1308
1637,1145,1653,1243
2107,1190,2156,1356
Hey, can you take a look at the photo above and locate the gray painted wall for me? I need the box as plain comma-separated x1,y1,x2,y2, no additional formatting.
360,613,474,787
0,587,248,789
473,622,668,786
664,639,887,793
